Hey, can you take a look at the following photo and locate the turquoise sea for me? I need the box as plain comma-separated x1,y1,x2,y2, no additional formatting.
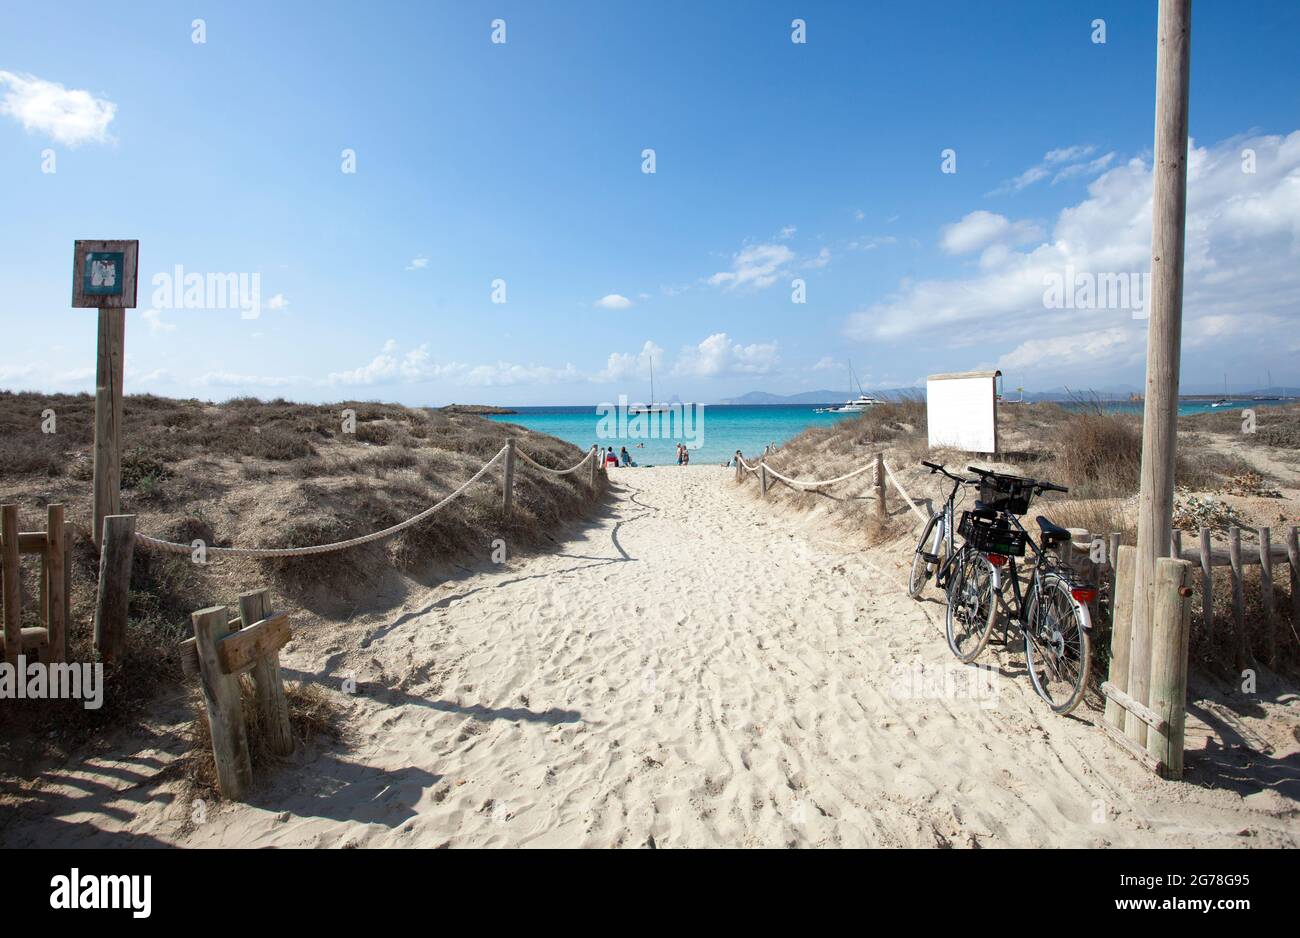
488,399,1295,468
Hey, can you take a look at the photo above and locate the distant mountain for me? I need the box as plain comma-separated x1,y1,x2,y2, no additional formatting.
718,390,849,405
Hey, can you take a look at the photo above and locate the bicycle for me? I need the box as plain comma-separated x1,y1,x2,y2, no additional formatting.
907,461,978,599
955,466,1096,714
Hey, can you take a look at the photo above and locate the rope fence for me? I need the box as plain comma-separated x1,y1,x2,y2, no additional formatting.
733,448,927,525
133,442,599,559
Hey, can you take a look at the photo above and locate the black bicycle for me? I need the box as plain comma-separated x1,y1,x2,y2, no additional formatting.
954,467,1095,714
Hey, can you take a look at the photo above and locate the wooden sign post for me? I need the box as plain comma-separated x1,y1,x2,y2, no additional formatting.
72,240,139,546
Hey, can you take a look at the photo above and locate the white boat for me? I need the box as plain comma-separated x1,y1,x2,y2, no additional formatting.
816,361,882,413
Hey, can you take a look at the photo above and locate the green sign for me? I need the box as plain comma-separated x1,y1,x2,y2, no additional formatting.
83,251,125,296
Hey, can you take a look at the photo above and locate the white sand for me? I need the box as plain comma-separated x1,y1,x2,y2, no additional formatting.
5,466,1297,848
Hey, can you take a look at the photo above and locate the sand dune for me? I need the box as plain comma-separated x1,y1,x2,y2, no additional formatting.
5,466,1296,848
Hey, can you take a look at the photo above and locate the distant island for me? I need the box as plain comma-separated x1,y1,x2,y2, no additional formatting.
439,403,517,415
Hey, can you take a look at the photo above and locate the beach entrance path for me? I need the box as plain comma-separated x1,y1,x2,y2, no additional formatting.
8,467,1295,848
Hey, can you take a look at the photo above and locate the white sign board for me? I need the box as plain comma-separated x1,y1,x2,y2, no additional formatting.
927,371,999,453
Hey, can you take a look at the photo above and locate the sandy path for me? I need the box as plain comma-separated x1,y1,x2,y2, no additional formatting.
6,466,1296,848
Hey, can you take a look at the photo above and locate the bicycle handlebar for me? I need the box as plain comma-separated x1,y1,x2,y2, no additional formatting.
921,460,976,485
966,465,1069,495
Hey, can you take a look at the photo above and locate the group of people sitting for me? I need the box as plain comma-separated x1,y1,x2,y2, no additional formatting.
592,443,694,467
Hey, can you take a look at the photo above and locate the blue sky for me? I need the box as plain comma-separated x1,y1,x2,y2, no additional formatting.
2,0,1298,405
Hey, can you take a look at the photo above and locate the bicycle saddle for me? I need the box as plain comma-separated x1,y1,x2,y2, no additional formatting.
1036,516,1071,545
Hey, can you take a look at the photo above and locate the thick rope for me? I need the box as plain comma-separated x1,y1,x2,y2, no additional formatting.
882,458,929,526
135,444,510,558
515,446,594,477
760,460,879,490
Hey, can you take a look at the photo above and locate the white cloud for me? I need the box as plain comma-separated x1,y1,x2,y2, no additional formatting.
327,342,581,388
598,340,662,382
989,144,1109,196
595,293,633,310
997,327,1135,373
812,355,838,371
266,293,289,310
803,247,832,269
779,225,797,239
198,371,296,388
673,333,778,377
708,243,794,290
405,257,429,271
140,309,176,333
939,211,1042,255
0,71,116,146
847,130,1300,380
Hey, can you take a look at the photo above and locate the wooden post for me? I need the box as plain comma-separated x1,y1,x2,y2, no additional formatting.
734,451,742,483
46,504,66,663
93,514,135,662
93,307,126,547
589,445,598,489
1147,557,1194,779
1287,527,1300,650
237,589,293,757
502,438,516,517
1,505,19,667
874,453,886,520
1130,0,1192,732
1171,529,1183,559
1228,526,1247,669
1257,526,1275,667
759,461,768,498
192,605,252,799
1105,545,1137,729
1198,526,1213,639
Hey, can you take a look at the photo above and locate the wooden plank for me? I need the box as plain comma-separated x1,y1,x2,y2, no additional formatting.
1,505,20,668
238,590,293,756
1104,546,1137,729
502,438,515,517
1101,680,1168,734
192,606,252,800
93,514,135,662
1147,558,1194,780
93,306,126,547
874,453,886,519
1259,527,1276,668
0,627,50,656
16,531,48,555
1100,713,1165,776
46,505,66,663
1288,528,1300,651
1172,542,1288,568
179,614,242,678
1198,527,1213,639
218,611,291,676
63,522,73,649
1229,526,1247,670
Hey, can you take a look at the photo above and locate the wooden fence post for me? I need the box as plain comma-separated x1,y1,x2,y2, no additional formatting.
1258,526,1275,668
93,306,126,548
1105,545,1136,729
1198,526,1213,639
1,504,19,667
589,445,598,489
502,439,516,517
759,461,768,498
237,589,293,757
46,504,66,663
1228,526,1247,670
734,451,742,483
1287,527,1300,648
94,514,135,662
1147,557,1194,779
874,453,886,520
192,605,252,799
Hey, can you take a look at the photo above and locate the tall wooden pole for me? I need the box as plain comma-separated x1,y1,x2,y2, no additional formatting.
1128,0,1192,745
93,307,126,546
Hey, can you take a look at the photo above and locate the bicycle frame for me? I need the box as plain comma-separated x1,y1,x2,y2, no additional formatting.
988,512,1092,643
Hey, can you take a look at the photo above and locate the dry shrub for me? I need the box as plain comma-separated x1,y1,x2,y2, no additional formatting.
184,681,346,799
1045,399,1142,497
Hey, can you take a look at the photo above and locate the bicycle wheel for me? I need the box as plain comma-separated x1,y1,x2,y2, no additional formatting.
1023,574,1091,714
944,548,998,662
908,512,943,599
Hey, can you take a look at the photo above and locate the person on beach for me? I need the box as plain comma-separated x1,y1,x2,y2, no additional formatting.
620,446,633,467
606,447,618,467
675,443,684,465
682,446,689,466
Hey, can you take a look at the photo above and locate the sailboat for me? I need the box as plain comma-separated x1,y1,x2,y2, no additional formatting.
628,354,672,414
816,361,882,413
1256,370,1281,401
1210,373,1231,407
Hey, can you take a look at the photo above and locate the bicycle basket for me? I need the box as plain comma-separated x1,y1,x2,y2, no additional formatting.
958,510,1027,556
977,472,1036,516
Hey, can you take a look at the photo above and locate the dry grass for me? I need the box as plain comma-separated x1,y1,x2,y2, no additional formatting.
0,392,607,770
